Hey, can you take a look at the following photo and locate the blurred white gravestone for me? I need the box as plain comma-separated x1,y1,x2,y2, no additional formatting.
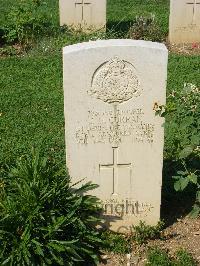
169,0,200,43
59,0,106,31
63,40,168,232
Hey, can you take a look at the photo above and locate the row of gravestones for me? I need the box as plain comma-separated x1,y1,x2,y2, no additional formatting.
59,0,200,44
61,1,198,233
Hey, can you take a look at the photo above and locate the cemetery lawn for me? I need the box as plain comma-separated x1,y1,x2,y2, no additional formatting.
0,0,200,265
0,55,65,166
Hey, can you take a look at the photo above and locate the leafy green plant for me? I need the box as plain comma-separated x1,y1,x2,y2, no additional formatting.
146,247,197,266
146,247,172,266
163,83,200,217
2,0,56,45
128,14,164,42
101,221,164,254
131,221,164,245
166,83,199,158
101,230,130,254
176,249,197,266
155,83,200,217
173,167,200,217
0,149,103,265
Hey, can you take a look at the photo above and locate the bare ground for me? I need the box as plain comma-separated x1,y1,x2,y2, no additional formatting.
167,42,200,55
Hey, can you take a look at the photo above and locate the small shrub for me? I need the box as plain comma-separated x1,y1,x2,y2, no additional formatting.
2,0,56,45
0,149,103,265
101,231,130,254
146,247,197,266
101,221,164,254
131,221,164,245
176,249,197,266
158,83,200,217
128,14,164,42
146,247,172,266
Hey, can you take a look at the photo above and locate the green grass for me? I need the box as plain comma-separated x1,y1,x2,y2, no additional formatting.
0,55,65,166
168,55,200,93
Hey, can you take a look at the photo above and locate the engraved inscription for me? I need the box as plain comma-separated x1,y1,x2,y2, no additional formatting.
175,24,200,32
103,199,153,217
75,109,155,145
88,56,141,104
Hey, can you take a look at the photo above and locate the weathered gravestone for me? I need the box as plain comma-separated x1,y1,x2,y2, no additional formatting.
63,40,168,232
59,0,106,31
169,0,200,43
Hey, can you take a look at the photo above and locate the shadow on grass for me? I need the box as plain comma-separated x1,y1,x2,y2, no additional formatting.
161,159,197,227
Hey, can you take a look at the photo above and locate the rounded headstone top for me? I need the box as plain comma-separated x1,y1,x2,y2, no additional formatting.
63,39,168,54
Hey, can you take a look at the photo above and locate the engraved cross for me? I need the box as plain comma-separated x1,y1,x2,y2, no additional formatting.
186,0,200,24
99,147,132,196
75,0,91,22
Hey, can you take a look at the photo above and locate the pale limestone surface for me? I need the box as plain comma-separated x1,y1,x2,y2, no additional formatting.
63,40,168,232
59,0,106,31
169,0,200,44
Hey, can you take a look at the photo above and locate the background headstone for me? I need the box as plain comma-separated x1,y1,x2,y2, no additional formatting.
63,40,168,232
169,0,200,43
59,0,106,31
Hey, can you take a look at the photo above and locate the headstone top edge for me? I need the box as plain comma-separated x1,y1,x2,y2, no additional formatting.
63,39,168,54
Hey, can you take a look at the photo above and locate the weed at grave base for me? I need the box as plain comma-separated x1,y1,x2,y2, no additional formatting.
146,247,197,266
100,221,165,255
128,14,164,42
1,0,59,46
101,230,131,254
131,221,165,245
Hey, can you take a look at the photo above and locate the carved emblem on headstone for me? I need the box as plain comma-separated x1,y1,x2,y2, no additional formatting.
89,56,141,104
88,56,141,147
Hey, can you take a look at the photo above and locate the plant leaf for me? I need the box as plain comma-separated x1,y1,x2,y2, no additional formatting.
179,146,194,159
188,173,198,184
189,204,200,218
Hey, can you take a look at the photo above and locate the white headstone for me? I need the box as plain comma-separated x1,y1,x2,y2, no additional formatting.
63,40,168,232
169,0,200,43
59,0,106,31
